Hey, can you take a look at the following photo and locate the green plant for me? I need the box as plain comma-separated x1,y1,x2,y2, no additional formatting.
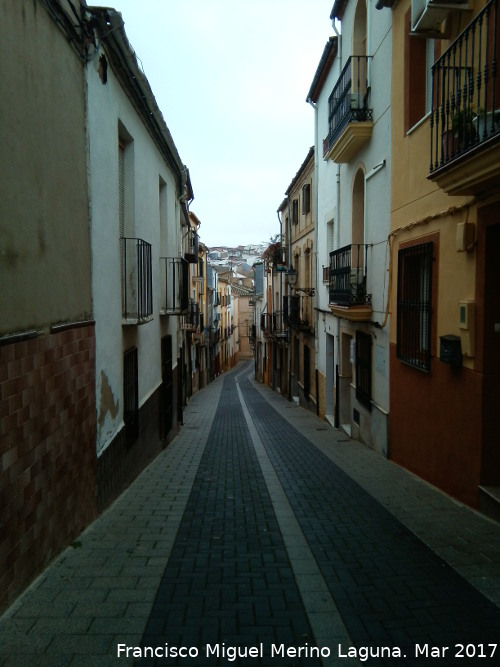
452,108,476,143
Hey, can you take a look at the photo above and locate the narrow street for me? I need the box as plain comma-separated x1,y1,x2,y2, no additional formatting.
1,362,499,666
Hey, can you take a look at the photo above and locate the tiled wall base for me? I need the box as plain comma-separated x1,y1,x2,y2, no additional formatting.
0,324,97,613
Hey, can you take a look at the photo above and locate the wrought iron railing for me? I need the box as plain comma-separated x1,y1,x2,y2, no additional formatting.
430,0,500,172
285,295,314,330
121,237,152,322
160,257,189,315
185,228,199,263
329,244,371,306
182,299,199,330
325,55,373,155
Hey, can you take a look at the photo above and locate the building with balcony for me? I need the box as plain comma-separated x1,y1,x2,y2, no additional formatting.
307,35,340,425
217,272,238,371
86,6,190,509
321,0,392,454
179,212,207,398
279,147,318,412
252,261,267,383
389,0,500,515
258,237,289,396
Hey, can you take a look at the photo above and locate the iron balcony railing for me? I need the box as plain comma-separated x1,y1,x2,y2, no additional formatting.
121,237,152,322
285,295,314,330
260,312,287,337
160,257,189,315
325,55,373,155
430,0,500,172
182,299,199,331
185,228,199,263
329,244,371,307
272,311,287,338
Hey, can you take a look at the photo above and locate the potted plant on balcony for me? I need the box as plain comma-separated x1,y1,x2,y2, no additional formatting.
442,108,476,160
452,108,476,146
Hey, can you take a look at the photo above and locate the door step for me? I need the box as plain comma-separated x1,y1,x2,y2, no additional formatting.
479,486,500,523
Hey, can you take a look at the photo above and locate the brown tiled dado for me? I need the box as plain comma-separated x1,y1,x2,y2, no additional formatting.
0,324,97,614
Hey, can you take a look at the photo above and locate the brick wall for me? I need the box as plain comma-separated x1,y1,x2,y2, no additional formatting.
0,324,97,613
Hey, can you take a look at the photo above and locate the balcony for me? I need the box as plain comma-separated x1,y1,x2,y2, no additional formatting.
286,295,314,332
260,312,287,339
324,56,373,163
429,0,500,194
121,237,153,325
182,299,199,331
329,244,372,321
185,228,199,263
160,257,189,316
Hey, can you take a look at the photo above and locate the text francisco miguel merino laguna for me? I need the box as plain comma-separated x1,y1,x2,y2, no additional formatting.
117,641,464,661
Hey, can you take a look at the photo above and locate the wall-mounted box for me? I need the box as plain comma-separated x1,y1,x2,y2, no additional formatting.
456,222,475,252
440,334,462,367
459,300,475,356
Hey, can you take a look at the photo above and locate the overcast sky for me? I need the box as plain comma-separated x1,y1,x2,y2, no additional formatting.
100,1,335,248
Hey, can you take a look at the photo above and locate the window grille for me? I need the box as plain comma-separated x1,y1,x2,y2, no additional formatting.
397,242,433,371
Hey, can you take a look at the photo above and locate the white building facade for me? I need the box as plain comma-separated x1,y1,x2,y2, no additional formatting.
87,7,190,507
313,2,392,454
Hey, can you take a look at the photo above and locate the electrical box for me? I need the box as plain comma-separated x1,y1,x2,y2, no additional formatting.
459,300,475,356
440,335,462,367
456,222,475,252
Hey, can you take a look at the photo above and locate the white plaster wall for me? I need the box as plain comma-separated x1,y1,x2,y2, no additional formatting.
314,41,341,406
336,2,392,416
87,46,182,454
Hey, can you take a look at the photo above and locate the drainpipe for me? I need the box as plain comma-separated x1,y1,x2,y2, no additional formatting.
307,97,321,417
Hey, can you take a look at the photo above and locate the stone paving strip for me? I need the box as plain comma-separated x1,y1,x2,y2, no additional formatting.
0,380,223,667
235,376,353,667
138,370,324,666
246,370,500,608
240,367,500,665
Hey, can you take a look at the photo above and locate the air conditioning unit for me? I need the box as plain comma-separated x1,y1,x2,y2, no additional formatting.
411,0,471,34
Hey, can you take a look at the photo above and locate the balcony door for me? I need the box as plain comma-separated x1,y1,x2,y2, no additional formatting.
352,0,368,99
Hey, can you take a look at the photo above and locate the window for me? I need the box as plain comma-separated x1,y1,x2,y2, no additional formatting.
292,198,299,225
405,9,439,131
302,184,311,215
355,331,372,409
425,39,435,115
123,347,139,446
397,242,433,371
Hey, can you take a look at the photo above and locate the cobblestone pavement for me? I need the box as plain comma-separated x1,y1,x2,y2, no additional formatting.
1,362,499,667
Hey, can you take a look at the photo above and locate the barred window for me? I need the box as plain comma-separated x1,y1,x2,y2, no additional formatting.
397,242,433,371
356,331,372,409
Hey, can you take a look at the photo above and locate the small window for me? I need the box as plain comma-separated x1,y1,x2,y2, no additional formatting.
123,347,139,446
292,198,299,225
356,331,372,409
302,184,311,215
397,242,433,371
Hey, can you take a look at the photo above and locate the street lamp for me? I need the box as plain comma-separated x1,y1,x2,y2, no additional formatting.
285,266,298,288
